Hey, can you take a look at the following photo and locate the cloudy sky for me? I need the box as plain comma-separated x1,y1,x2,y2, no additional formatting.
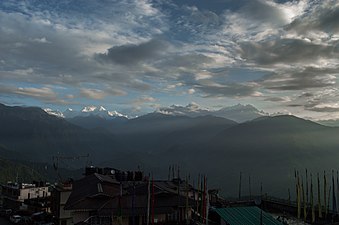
0,0,339,119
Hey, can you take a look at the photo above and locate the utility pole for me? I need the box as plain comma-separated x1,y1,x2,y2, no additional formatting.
239,172,242,200
52,154,89,182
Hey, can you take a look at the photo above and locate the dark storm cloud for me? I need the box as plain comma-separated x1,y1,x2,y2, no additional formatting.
298,92,314,98
96,39,168,65
239,38,339,66
264,96,291,102
161,53,214,69
292,87,339,113
287,104,304,107
287,1,339,33
306,106,339,112
239,0,287,25
259,67,337,91
197,82,258,98
0,85,73,105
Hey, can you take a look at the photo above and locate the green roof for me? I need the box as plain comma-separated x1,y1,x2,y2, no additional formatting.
214,206,283,225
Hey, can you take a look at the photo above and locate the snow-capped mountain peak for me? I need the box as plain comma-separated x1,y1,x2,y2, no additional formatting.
45,105,128,119
108,110,127,118
78,106,127,118
44,108,65,118
82,106,97,112
156,103,268,123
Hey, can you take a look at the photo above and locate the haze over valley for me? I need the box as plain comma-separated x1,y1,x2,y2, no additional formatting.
1,0,339,201
1,102,339,198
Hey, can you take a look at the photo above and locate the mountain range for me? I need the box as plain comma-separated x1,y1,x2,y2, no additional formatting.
1,102,339,197
156,103,268,122
44,105,128,119
44,103,267,123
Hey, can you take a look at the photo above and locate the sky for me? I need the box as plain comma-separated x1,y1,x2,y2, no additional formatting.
0,0,339,120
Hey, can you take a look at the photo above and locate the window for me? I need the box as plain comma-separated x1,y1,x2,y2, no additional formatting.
97,183,103,193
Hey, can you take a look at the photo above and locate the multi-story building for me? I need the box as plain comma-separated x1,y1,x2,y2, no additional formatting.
64,167,201,225
1,181,51,210
51,182,73,225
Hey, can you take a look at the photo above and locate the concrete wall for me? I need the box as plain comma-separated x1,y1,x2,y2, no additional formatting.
19,186,50,201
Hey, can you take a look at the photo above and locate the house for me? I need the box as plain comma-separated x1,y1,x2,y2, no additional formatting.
51,181,73,225
210,206,283,225
64,167,202,225
1,181,51,210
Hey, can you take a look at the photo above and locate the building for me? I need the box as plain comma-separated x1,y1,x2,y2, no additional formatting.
1,181,51,210
51,181,73,225
64,167,203,225
210,206,284,225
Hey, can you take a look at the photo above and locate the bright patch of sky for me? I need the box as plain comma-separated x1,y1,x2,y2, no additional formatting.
1,0,339,120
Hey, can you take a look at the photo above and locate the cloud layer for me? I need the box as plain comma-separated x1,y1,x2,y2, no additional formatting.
1,0,339,119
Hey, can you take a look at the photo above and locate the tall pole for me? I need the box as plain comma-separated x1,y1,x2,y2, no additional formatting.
337,171,339,215
152,174,155,225
203,175,206,224
118,182,123,225
186,175,189,225
249,175,252,200
332,170,337,216
311,173,315,223
306,169,309,204
318,173,322,218
132,182,135,225
206,176,209,225
147,174,151,225
332,170,337,223
297,171,301,219
200,174,203,222
302,177,307,221
324,171,327,218
177,168,180,224
327,186,331,217
197,174,200,217
260,182,263,225
239,172,242,200
295,169,298,203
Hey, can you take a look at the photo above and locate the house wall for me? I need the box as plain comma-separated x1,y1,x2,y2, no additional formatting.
72,211,90,224
60,191,72,219
19,186,50,200
58,191,72,225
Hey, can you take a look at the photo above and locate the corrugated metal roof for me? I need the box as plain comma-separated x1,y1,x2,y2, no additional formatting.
214,206,283,225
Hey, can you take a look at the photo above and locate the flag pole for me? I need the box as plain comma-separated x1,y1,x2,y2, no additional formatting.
302,176,307,221
152,174,155,225
318,172,322,218
206,176,209,225
132,181,135,225
186,175,189,225
306,169,309,204
311,173,315,223
249,175,252,200
324,171,327,218
332,170,337,223
238,172,242,200
147,173,151,225
297,171,301,219
260,182,263,225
